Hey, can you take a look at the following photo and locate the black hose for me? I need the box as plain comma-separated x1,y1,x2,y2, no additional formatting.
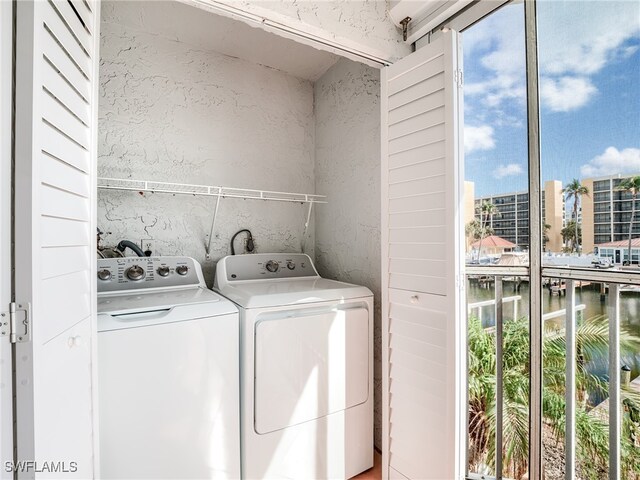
230,229,254,255
117,240,145,257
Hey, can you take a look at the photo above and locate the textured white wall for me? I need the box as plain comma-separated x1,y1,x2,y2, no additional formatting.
314,58,382,449
98,7,315,284
210,0,410,62
99,3,383,447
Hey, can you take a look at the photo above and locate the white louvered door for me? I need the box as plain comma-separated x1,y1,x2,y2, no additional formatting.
381,30,465,480
14,0,100,477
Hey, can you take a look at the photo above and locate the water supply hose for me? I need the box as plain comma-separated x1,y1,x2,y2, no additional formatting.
116,240,145,257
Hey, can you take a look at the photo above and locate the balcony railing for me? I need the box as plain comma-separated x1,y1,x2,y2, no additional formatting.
465,265,640,480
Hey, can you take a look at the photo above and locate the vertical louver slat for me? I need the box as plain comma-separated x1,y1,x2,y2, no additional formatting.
68,0,94,34
41,151,90,197
41,121,89,172
42,59,90,124
51,0,92,54
43,1,91,77
41,89,90,148
42,27,90,100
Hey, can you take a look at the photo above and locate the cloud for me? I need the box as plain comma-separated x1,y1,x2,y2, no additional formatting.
493,163,524,179
464,125,495,154
464,1,640,119
623,45,640,58
537,1,640,76
463,5,527,112
540,76,597,112
580,147,640,177
535,1,639,112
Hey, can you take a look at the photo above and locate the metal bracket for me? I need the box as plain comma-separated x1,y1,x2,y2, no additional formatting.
400,17,411,42
205,187,223,260
300,201,314,253
0,302,31,343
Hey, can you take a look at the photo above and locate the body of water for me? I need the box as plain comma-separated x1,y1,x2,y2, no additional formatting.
467,279,640,378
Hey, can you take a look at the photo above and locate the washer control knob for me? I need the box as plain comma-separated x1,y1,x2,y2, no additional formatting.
97,269,112,281
126,265,145,281
157,266,170,277
286,261,295,270
265,260,279,273
176,265,189,276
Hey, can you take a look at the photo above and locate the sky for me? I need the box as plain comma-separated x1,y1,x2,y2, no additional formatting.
463,0,640,197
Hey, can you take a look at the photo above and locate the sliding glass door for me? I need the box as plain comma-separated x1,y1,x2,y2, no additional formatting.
461,1,640,478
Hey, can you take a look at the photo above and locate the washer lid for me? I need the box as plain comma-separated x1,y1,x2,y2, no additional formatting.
98,287,238,332
215,278,372,309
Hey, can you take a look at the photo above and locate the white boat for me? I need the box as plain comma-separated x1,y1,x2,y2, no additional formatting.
542,253,612,268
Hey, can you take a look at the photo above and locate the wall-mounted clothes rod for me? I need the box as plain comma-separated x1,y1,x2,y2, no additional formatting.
97,177,326,259
97,177,327,204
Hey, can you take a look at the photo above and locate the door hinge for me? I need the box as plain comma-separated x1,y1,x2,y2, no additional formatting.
0,302,31,343
455,69,464,88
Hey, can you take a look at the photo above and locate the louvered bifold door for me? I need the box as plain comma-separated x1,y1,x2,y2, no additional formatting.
14,0,100,477
381,30,465,480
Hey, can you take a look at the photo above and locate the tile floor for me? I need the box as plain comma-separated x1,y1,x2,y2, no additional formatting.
353,451,381,480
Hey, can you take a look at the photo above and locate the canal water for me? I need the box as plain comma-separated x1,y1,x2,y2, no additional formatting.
467,280,640,378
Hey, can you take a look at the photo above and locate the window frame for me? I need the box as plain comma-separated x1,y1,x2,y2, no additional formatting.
452,0,640,478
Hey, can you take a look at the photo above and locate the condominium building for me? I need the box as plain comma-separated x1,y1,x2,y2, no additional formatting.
542,180,565,252
467,174,640,255
468,180,564,251
582,173,640,254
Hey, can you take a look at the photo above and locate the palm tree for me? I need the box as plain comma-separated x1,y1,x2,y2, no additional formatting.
561,220,582,253
616,176,640,266
562,179,589,254
476,201,501,261
466,220,493,260
468,314,640,479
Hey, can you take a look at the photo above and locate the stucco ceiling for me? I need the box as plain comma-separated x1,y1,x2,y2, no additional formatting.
101,1,341,82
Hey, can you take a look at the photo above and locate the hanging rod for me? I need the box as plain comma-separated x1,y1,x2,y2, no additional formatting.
97,177,327,204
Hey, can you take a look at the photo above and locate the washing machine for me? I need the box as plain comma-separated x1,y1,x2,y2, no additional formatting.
214,253,373,479
97,256,241,479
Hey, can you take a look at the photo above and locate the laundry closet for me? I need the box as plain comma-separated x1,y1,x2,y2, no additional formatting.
6,0,467,477
95,1,381,287
94,0,384,473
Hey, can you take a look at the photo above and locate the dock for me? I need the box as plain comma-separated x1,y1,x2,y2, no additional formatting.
590,375,640,420
546,280,592,296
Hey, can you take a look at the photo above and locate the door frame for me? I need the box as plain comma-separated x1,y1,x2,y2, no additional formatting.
0,0,14,477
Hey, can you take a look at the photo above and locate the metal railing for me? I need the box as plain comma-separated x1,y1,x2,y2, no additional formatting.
465,264,640,480
467,294,586,324
561,278,622,480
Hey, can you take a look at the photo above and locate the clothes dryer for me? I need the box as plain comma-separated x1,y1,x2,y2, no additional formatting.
214,253,373,479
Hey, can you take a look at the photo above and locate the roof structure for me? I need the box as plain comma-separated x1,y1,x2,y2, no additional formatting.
470,235,516,249
597,238,640,248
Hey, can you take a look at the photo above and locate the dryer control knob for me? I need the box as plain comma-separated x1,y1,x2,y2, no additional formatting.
265,260,279,273
176,265,189,276
126,265,145,281
157,266,170,277
97,269,112,281
286,261,295,270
